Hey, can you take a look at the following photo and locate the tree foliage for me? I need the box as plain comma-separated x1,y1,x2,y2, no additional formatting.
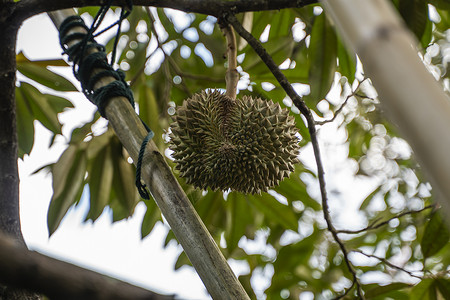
15,1,450,298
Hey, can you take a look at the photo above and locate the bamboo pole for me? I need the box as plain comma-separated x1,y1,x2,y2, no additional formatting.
320,0,450,218
48,9,250,300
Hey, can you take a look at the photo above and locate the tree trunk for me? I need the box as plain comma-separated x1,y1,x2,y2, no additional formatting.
0,4,23,245
0,3,40,299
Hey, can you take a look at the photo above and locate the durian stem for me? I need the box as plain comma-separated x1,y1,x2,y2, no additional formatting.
221,23,239,99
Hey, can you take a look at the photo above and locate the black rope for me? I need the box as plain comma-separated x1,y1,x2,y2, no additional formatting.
59,14,134,116
58,2,153,200
136,128,154,200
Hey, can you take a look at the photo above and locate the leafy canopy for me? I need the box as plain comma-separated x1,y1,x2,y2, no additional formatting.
16,1,450,299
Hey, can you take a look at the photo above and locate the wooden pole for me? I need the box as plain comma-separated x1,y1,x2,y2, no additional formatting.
320,0,450,219
48,9,250,300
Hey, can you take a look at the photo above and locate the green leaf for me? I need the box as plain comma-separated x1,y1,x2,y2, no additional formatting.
436,278,450,300
136,80,162,147
421,212,450,258
86,130,114,159
197,25,229,63
141,200,161,239
421,17,433,49
86,136,114,221
70,122,94,143
123,39,150,80
225,192,254,254
248,10,295,49
399,0,429,42
238,274,258,300
47,94,74,112
77,7,105,18
15,86,35,158
242,36,295,76
110,137,138,213
276,233,318,267
337,37,356,83
48,144,87,235
306,12,337,105
109,197,133,222
17,56,77,92
359,185,382,211
248,193,299,231
250,11,275,41
175,251,192,270
267,230,319,294
365,282,411,298
274,166,321,211
163,229,177,248
428,0,450,10
195,191,227,234
411,279,437,300
18,82,65,134
267,9,296,40
347,119,372,160
16,52,70,67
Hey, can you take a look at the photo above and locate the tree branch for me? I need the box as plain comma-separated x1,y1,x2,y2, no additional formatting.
0,2,23,245
316,78,368,126
0,11,41,300
11,0,317,23
224,12,366,299
337,205,435,235
352,249,422,280
0,231,174,300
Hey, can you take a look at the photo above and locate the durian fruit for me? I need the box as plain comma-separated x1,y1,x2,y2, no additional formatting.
169,89,300,194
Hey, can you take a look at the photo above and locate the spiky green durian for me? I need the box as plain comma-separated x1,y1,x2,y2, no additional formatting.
169,89,300,194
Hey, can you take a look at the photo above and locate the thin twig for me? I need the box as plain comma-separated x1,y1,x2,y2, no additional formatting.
316,78,368,125
224,12,365,299
337,205,435,234
219,21,239,99
354,93,375,102
352,249,423,280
